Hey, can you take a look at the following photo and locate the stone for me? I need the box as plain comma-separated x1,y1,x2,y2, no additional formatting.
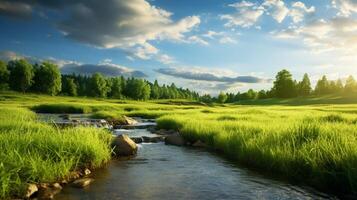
130,137,143,144
67,171,81,181
51,183,62,190
72,178,94,188
192,140,207,148
23,183,38,199
84,168,91,176
165,134,185,146
150,136,164,143
37,184,62,199
142,136,151,143
123,116,138,125
111,134,138,156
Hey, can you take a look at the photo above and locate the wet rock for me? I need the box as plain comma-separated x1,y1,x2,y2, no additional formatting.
165,134,185,146
142,136,151,143
192,140,207,148
84,168,91,176
111,134,138,156
23,183,38,199
124,116,138,125
151,136,165,143
51,183,62,190
130,137,143,144
147,126,156,133
72,178,94,188
68,172,81,180
37,184,62,199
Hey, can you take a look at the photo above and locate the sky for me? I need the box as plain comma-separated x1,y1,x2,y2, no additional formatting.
0,0,356,95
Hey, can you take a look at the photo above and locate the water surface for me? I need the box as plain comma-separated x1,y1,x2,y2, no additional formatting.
55,130,336,200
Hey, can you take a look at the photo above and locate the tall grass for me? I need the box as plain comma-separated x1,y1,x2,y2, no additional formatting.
0,107,111,198
157,109,357,194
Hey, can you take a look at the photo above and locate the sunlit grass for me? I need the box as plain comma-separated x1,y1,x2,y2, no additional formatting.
0,107,112,198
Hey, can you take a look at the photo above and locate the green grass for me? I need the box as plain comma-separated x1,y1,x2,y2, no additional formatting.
0,107,112,198
1,91,357,197
157,106,357,194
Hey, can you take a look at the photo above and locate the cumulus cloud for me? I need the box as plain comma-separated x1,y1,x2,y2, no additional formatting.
157,54,175,65
219,36,238,44
263,0,289,23
202,31,224,39
0,0,201,63
332,0,357,17
187,36,209,46
289,1,315,23
156,67,267,83
221,1,264,28
274,17,357,54
221,0,315,28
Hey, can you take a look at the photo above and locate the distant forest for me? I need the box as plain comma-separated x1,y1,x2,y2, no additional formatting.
0,59,356,103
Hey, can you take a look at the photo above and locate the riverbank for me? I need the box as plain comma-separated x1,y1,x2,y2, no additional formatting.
156,109,357,196
0,107,112,199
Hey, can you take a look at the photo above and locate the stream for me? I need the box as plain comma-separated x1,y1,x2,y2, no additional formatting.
37,114,337,199
55,129,336,200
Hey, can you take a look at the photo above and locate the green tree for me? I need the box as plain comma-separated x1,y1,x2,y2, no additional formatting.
32,62,61,95
8,59,34,93
90,73,109,97
298,73,311,96
315,75,329,95
217,92,228,103
258,90,267,99
151,80,160,99
125,78,151,100
273,69,297,98
344,75,357,93
110,77,123,98
0,60,9,90
200,94,212,103
62,77,77,96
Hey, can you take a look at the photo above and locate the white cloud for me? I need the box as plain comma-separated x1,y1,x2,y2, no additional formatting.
188,36,209,46
263,0,289,23
219,36,238,44
157,54,175,64
332,0,357,16
202,31,224,39
289,2,315,23
274,17,357,54
221,1,316,28
132,42,159,60
221,1,264,28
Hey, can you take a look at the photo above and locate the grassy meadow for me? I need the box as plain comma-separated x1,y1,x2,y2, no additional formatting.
1,91,357,197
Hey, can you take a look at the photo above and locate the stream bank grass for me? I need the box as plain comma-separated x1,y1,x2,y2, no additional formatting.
0,107,112,198
157,107,357,194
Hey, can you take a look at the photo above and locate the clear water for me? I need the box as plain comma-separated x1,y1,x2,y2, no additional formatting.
55,129,337,200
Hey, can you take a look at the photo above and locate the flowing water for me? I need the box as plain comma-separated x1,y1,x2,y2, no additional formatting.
55,127,337,200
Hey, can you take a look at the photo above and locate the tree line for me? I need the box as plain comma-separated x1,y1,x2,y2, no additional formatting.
0,59,199,100
203,69,357,103
1,59,356,103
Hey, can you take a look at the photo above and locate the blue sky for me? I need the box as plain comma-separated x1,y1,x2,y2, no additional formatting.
0,0,356,94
